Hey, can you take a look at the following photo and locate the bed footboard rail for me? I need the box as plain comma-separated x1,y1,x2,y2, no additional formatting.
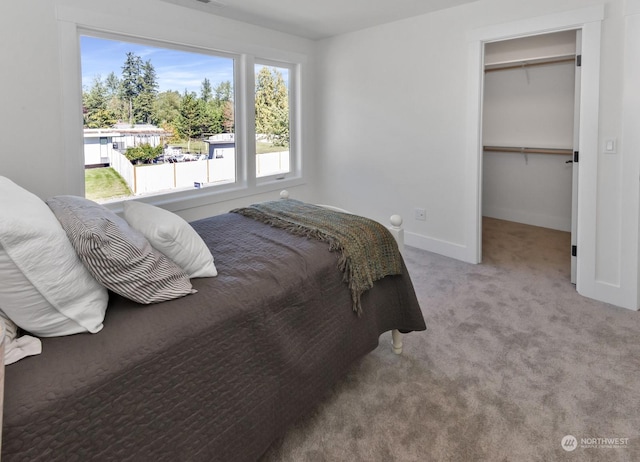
280,190,405,354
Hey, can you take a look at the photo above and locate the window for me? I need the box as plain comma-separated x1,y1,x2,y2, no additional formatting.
58,7,306,208
80,35,237,202
255,62,293,179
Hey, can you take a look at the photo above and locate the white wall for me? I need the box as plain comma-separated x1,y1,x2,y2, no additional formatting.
2,0,639,310
0,0,319,220
316,0,640,310
482,151,574,231
482,57,576,232
483,63,576,149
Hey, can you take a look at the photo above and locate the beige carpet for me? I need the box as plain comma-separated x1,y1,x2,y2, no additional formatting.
261,218,640,461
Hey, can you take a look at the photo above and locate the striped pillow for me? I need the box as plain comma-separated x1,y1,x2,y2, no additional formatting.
46,196,195,304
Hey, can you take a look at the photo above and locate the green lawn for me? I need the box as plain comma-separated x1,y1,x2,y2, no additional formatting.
172,140,208,154
171,139,285,154
256,140,289,154
85,167,132,202
173,140,287,154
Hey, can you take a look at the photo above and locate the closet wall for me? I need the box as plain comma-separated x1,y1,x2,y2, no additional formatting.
482,31,577,232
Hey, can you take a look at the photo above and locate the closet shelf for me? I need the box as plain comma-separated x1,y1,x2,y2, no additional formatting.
483,146,573,156
484,54,576,72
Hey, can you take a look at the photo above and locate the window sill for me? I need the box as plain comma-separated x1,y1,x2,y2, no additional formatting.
102,176,306,216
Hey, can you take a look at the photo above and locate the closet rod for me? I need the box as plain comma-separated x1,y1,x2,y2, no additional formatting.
483,146,573,156
484,57,575,73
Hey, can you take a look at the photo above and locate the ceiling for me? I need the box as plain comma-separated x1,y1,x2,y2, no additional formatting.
158,0,480,40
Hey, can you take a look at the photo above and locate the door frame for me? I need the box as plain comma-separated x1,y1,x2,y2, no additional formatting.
464,5,603,298
571,30,582,284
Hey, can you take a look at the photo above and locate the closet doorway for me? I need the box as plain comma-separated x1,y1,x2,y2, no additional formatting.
481,30,581,283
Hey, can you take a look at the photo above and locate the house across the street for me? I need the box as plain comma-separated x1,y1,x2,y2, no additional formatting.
83,124,169,167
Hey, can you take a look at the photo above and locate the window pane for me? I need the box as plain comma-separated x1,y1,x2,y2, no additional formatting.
254,64,290,178
80,35,236,202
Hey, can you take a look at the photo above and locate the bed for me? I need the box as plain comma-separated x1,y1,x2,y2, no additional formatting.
1,182,426,462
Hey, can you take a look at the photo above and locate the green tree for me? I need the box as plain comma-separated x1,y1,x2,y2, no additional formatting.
215,81,232,103
201,78,213,103
104,71,121,98
198,80,234,136
200,79,220,135
255,67,288,146
83,76,118,128
120,52,142,125
135,60,158,124
271,71,289,146
160,121,179,146
154,90,182,125
202,101,223,136
124,143,163,164
222,100,234,133
215,81,234,133
175,91,206,151
104,71,127,122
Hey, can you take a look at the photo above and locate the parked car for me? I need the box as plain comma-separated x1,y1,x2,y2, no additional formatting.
183,153,200,161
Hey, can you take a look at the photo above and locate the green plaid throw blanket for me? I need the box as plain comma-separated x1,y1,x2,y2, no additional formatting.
231,199,403,314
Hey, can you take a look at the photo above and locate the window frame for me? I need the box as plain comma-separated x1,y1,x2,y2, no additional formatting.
57,7,306,213
253,59,298,182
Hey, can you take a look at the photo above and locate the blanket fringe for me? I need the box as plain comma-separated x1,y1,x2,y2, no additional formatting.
232,201,402,315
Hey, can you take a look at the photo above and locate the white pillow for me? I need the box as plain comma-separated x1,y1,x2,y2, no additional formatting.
0,311,42,365
47,195,195,304
123,201,217,278
0,177,108,337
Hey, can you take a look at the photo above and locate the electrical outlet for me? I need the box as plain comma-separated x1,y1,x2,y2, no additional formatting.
604,138,617,154
414,208,426,221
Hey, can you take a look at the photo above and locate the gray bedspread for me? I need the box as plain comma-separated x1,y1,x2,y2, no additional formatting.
3,213,426,461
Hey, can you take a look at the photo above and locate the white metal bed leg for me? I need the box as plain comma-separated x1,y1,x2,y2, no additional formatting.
388,215,405,355
391,329,403,355
389,215,404,355
387,214,404,256
280,191,408,355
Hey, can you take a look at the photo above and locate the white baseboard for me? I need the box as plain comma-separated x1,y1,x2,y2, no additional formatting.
482,206,571,232
405,232,471,262
404,228,639,311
